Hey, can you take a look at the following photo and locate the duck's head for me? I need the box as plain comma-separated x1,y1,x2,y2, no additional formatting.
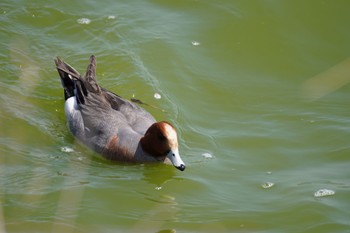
141,121,186,171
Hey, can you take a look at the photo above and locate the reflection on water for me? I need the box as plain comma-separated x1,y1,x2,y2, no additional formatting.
302,58,350,101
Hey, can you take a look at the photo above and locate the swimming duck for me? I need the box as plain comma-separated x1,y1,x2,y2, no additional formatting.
55,55,186,171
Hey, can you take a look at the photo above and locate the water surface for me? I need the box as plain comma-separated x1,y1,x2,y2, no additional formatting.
1,0,350,232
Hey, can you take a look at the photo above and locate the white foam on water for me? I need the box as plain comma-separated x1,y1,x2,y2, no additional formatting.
314,189,335,197
154,93,161,99
191,41,200,46
77,18,91,24
202,152,213,159
261,182,274,189
61,146,74,153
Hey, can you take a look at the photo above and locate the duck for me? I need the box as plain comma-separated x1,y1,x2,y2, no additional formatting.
55,55,186,171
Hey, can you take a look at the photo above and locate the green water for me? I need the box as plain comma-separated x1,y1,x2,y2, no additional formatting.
1,0,350,232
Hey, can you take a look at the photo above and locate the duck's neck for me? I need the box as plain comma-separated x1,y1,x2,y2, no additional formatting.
135,140,163,162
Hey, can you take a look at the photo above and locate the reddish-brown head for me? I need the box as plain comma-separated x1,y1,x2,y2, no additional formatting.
140,121,185,171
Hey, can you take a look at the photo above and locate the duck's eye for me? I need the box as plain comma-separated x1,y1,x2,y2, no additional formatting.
158,132,166,141
165,149,171,155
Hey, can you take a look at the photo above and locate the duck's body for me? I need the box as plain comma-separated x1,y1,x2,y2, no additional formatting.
55,55,185,171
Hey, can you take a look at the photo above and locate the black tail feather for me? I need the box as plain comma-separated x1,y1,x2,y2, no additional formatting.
74,80,87,105
55,57,81,100
55,55,101,104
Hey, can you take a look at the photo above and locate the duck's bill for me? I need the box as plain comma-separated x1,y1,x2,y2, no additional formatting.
167,149,186,171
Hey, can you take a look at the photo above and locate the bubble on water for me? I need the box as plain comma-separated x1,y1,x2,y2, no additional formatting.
154,93,161,99
314,189,335,197
191,41,200,46
77,18,91,24
155,186,162,190
202,152,213,159
266,171,272,175
107,15,116,19
261,182,274,189
61,146,74,153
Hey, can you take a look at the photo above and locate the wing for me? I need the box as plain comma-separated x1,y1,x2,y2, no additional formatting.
71,56,155,136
